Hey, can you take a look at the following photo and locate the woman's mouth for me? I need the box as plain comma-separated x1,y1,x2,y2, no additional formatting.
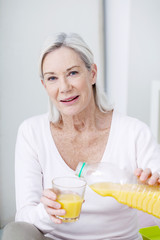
60,95,79,103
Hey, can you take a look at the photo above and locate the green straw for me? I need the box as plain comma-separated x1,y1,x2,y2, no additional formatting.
78,162,86,177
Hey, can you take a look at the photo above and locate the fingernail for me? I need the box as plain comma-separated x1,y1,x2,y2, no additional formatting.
56,219,62,224
60,210,66,215
148,179,153,185
51,194,56,200
55,203,61,209
140,175,147,181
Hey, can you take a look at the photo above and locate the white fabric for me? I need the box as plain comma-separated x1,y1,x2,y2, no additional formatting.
15,111,160,240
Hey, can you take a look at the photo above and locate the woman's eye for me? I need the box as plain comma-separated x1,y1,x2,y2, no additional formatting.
48,76,57,81
69,71,78,76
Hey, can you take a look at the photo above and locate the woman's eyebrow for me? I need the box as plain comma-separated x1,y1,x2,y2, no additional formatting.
43,66,80,76
66,65,80,71
43,72,55,76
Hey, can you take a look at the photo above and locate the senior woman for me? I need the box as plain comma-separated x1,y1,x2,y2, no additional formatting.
2,32,160,240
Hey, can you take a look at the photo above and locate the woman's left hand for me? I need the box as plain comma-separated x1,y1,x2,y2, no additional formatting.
134,168,160,185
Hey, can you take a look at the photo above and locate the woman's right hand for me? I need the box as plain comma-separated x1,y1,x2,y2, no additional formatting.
41,189,66,224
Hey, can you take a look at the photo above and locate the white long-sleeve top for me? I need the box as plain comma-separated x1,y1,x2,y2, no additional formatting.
15,111,160,240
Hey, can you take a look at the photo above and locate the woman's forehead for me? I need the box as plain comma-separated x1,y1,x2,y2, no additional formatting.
42,47,85,73
45,47,81,61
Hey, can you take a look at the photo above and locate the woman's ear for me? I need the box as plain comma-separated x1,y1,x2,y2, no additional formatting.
91,64,97,85
41,79,46,88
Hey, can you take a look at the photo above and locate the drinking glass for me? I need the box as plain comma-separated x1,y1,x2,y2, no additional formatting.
52,176,86,223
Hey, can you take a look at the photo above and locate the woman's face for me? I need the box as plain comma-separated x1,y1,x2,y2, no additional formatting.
42,47,97,116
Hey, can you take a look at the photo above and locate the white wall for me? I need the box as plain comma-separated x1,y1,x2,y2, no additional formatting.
0,0,104,227
150,80,160,142
105,0,131,114
105,0,160,128
127,0,160,126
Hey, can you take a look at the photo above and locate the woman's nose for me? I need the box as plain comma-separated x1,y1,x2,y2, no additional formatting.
59,77,72,93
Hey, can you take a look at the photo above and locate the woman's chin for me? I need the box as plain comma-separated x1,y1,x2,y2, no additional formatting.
60,108,82,117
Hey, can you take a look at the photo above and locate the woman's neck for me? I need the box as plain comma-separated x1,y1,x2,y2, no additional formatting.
61,102,97,132
54,104,112,133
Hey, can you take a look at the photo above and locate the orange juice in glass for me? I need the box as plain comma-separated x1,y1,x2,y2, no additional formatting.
52,177,86,222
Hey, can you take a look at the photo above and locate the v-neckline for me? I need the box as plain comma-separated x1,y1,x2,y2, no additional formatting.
46,110,116,172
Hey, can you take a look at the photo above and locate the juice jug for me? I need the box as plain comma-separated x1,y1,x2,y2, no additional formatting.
75,162,160,218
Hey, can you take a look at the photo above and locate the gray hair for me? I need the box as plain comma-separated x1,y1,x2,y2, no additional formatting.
39,32,113,123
